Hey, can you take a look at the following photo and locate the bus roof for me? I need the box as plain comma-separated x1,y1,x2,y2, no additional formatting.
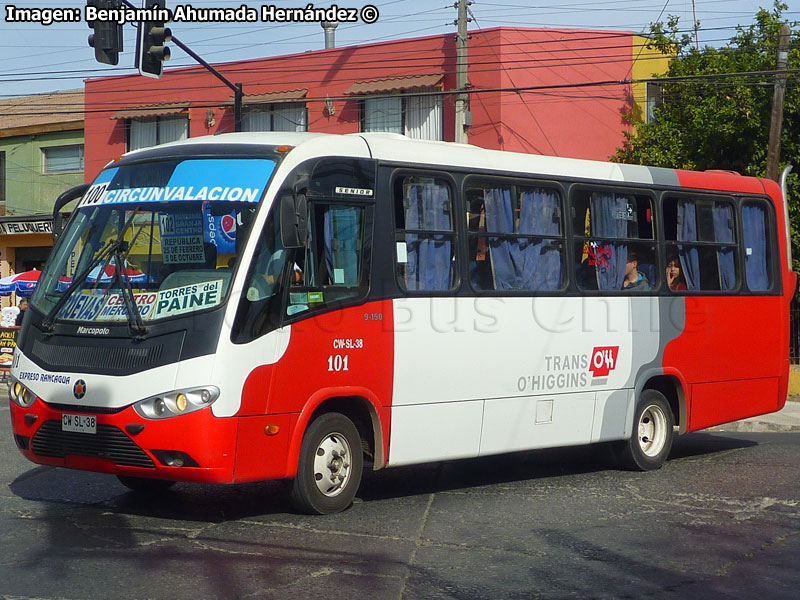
123,131,769,196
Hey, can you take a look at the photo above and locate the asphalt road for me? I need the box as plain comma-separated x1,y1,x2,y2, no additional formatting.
2,401,800,599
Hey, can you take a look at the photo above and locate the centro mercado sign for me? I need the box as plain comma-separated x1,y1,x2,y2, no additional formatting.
0,220,53,235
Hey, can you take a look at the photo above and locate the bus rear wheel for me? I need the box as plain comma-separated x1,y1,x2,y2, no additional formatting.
614,390,674,471
117,475,176,494
288,412,363,515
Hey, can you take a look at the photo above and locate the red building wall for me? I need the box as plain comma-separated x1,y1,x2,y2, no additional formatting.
84,27,637,181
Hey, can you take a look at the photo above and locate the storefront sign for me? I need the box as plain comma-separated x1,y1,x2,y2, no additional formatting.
0,327,18,370
0,220,53,235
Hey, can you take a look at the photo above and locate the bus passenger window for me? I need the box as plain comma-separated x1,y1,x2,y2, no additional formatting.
742,201,771,292
663,197,738,292
572,190,655,292
395,176,457,292
465,179,564,292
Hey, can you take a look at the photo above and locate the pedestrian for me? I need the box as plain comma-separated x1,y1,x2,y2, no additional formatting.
15,298,27,326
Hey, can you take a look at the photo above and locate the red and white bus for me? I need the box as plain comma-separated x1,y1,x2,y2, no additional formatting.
8,132,795,514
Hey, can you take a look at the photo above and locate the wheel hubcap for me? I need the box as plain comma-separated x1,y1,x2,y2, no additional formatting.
313,432,352,497
638,404,667,457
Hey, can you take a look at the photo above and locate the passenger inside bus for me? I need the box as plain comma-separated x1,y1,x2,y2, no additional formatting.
622,250,651,290
666,252,688,291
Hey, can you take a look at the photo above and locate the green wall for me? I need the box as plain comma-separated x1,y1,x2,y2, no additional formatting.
0,129,84,216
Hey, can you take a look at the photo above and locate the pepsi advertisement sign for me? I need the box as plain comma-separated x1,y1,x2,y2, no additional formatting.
204,205,238,254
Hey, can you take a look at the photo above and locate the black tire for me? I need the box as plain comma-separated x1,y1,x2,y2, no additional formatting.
117,475,176,494
614,390,674,471
288,412,364,515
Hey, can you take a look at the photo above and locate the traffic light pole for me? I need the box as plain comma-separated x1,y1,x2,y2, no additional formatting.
118,0,243,132
168,36,243,132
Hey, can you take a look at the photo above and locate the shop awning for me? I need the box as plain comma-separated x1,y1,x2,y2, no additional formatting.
112,102,190,120
345,74,443,96
237,89,308,105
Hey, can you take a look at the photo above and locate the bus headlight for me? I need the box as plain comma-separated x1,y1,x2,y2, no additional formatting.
10,380,37,408
133,386,220,420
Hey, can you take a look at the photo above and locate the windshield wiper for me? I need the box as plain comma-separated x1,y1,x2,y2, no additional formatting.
113,240,147,338
41,208,144,333
41,237,119,332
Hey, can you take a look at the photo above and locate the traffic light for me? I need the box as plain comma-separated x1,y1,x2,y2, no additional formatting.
136,0,172,79
87,0,123,66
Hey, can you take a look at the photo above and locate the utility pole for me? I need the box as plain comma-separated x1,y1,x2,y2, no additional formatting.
766,23,791,182
454,0,470,144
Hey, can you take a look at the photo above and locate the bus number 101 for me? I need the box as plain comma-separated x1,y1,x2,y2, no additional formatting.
327,354,350,372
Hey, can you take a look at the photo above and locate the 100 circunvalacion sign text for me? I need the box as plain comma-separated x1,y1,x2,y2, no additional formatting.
4,4,380,26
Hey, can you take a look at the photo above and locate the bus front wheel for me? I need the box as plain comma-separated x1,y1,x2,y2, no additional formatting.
615,390,674,471
288,412,364,515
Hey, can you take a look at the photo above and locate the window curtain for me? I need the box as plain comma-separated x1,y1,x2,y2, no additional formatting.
483,188,562,291
524,188,562,291
405,90,443,141
323,206,361,286
404,182,452,291
590,193,628,290
484,188,516,289
742,203,769,291
712,203,736,290
364,97,402,133
677,200,700,291
243,110,271,132
158,116,188,144
129,119,157,151
44,145,84,172
273,103,307,132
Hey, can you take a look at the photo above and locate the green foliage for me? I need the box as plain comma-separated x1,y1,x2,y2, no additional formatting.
613,2,800,271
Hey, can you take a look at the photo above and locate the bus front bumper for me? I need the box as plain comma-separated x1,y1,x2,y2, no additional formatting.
9,396,238,484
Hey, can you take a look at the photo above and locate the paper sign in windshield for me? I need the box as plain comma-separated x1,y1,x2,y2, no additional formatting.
79,159,274,208
58,291,107,321
159,212,206,264
97,293,158,321
153,280,223,319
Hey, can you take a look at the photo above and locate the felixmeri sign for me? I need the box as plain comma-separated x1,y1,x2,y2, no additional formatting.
0,220,53,235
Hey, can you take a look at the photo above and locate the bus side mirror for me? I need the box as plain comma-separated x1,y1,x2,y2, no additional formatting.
280,193,308,248
52,183,90,242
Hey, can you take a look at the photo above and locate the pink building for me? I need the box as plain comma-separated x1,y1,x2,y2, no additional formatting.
84,27,668,180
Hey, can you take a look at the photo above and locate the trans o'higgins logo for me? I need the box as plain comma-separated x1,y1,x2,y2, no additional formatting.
589,346,619,379
516,346,621,392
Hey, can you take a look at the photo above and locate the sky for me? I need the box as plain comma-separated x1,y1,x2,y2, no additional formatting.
0,0,793,98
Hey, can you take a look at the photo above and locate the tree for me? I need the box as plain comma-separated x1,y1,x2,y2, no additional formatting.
613,2,800,270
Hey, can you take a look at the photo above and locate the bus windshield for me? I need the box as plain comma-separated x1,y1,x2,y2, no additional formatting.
31,157,276,326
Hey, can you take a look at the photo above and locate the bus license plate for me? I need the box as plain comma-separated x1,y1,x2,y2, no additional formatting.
62,414,96,434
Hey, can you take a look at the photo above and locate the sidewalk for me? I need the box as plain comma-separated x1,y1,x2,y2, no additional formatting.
707,397,800,433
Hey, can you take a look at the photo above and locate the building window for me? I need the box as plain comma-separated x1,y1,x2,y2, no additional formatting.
243,103,307,132
363,89,443,141
128,115,188,151
646,82,662,124
42,145,84,173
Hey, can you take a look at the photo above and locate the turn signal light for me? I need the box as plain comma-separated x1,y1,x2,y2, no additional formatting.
264,425,281,436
